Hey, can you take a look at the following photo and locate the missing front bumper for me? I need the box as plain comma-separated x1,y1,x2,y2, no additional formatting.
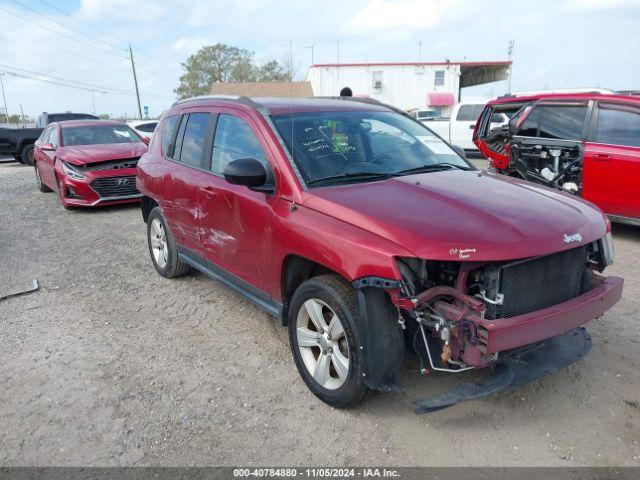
413,327,592,414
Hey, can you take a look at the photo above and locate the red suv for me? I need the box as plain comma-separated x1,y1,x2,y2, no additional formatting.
33,120,148,209
137,96,622,411
473,92,640,225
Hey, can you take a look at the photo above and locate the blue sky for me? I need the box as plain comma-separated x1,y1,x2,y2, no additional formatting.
0,0,639,118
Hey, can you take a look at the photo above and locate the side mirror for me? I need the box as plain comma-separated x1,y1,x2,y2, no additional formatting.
451,145,466,159
223,158,273,193
40,142,55,151
142,137,150,145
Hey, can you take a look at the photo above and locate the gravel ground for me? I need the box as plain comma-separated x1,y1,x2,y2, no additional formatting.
1,160,639,467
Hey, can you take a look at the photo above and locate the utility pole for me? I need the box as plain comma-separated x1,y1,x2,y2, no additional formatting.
418,40,422,62
129,44,142,120
507,40,515,93
0,73,9,125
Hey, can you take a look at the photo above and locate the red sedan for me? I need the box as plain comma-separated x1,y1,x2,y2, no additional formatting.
33,120,148,209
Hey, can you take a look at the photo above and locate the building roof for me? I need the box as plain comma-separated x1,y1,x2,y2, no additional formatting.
309,61,511,68
209,81,313,98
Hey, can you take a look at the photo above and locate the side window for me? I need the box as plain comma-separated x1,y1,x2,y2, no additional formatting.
538,105,587,140
516,106,541,137
137,122,157,133
178,113,211,168
39,125,51,143
434,70,445,87
456,105,476,121
160,115,179,157
211,114,267,174
596,105,640,147
456,105,483,122
50,126,59,148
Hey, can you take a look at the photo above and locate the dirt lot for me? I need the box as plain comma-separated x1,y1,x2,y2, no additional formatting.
1,160,639,467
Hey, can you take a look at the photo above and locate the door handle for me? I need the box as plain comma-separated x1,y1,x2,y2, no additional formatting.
593,153,612,161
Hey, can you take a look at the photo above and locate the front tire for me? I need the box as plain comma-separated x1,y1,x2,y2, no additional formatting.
288,274,369,408
20,144,34,166
146,207,190,278
14,155,25,164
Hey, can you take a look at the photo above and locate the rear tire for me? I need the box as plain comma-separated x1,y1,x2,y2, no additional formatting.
34,162,52,192
146,207,190,278
20,144,34,166
14,155,25,164
288,274,369,409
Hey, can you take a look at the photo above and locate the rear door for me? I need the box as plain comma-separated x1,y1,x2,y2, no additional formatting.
158,111,215,252
583,102,640,219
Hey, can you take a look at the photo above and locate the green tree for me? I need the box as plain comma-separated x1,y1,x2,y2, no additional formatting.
175,43,291,99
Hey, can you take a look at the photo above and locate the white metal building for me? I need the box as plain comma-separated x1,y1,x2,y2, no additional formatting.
307,61,511,116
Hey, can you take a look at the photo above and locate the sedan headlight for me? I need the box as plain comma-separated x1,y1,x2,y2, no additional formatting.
62,162,87,180
600,232,614,267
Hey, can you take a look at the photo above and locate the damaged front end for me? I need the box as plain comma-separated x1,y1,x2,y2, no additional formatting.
354,238,622,413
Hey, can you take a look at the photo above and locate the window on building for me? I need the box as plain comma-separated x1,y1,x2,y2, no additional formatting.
178,113,211,167
434,70,445,87
211,114,267,174
596,105,640,147
372,71,383,89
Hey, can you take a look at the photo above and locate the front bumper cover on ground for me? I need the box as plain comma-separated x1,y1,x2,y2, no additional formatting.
413,327,592,413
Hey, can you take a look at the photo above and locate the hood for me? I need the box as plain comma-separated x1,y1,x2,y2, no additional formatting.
302,170,607,261
58,143,147,166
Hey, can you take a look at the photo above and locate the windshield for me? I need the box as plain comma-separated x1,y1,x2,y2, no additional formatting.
61,125,142,146
271,110,469,186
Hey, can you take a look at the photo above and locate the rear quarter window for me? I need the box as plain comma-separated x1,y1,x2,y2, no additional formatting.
178,113,211,168
160,115,179,156
595,105,640,147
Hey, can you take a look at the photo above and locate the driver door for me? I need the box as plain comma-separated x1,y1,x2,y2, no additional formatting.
198,110,276,293
37,124,59,188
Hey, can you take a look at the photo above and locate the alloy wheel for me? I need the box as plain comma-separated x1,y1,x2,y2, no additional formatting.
150,218,169,268
296,298,350,390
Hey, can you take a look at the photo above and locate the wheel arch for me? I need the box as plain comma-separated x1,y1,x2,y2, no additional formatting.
141,196,159,223
280,254,349,325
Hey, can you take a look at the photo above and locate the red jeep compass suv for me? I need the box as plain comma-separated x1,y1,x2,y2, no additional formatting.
473,92,640,226
137,96,622,411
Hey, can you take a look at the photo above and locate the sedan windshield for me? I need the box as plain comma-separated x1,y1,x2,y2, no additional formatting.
272,110,470,186
61,125,142,146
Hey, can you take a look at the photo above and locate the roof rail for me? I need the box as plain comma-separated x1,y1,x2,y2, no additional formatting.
171,95,262,108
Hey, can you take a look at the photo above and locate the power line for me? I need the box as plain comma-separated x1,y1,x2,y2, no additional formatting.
35,0,178,74
9,0,125,53
0,63,174,99
0,4,126,60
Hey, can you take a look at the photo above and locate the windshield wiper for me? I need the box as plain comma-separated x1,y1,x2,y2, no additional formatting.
306,172,393,186
394,163,470,176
